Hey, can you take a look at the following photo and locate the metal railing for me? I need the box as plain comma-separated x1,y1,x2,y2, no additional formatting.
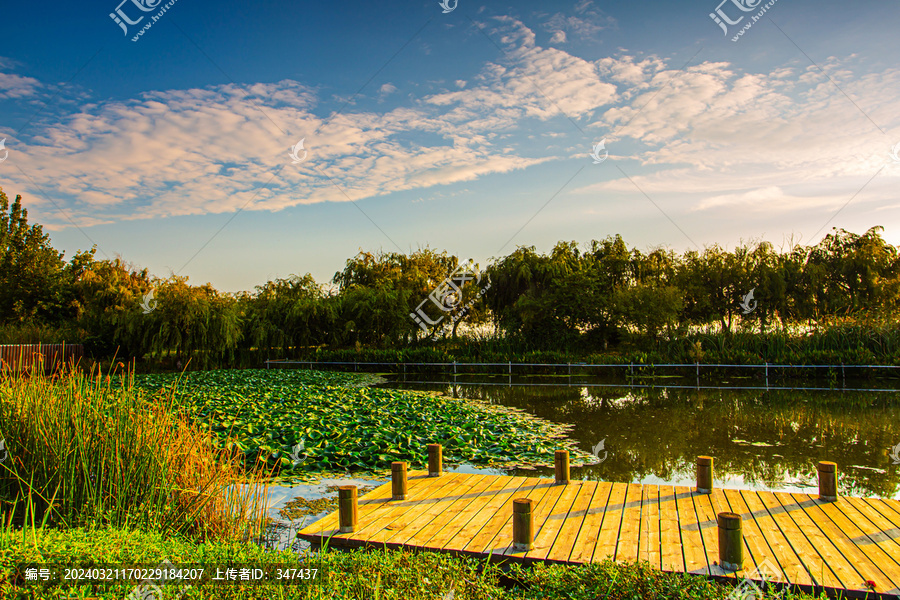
264,359,900,392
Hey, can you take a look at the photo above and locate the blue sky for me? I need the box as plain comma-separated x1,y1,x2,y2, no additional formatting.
1,0,899,293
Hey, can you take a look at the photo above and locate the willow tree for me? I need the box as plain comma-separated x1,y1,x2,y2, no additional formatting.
125,276,242,368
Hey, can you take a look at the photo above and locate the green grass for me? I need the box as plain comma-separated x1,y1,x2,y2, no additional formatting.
129,369,595,479
0,526,837,600
0,365,270,541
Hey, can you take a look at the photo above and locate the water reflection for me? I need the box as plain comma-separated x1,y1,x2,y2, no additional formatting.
382,377,900,500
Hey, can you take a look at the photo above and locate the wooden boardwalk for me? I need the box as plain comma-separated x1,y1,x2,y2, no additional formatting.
297,471,900,598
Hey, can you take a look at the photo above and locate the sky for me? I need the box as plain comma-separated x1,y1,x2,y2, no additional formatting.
1,0,899,294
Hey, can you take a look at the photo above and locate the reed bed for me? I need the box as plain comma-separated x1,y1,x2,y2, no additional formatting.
0,362,271,542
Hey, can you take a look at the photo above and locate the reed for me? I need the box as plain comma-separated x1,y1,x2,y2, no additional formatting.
0,361,270,542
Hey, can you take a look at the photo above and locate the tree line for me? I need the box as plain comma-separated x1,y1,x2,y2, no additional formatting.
1,188,898,368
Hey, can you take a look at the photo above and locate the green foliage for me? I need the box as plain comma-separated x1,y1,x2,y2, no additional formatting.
1,189,900,369
130,369,594,477
0,188,94,325
0,528,830,599
0,366,269,541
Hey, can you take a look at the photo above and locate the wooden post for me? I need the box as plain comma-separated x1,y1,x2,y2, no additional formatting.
818,461,838,501
512,498,534,551
338,486,357,533
696,456,713,493
391,462,407,500
554,450,570,485
428,444,442,477
717,512,743,571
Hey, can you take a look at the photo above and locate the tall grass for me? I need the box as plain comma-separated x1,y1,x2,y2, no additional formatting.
0,362,271,542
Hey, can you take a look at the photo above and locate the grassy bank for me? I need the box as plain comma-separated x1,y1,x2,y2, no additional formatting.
0,365,270,540
0,526,834,600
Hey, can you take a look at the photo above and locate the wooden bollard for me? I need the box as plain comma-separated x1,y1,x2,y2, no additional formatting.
555,450,570,484
391,462,407,500
512,498,535,551
428,444,442,477
818,461,838,501
696,456,713,493
338,485,357,533
717,512,743,571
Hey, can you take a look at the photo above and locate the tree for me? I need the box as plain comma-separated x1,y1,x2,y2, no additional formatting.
0,188,94,324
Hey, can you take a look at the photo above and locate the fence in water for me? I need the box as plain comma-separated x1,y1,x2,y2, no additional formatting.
264,359,900,392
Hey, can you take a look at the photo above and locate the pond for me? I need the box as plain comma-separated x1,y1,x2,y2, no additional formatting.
261,373,900,551
381,374,900,501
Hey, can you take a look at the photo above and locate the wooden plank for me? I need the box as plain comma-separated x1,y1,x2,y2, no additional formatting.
441,474,533,554
658,485,684,573
844,497,900,561
526,480,586,561
494,479,571,556
490,476,559,556
547,480,599,563
755,491,815,586
567,481,613,564
722,489,788,584
378,474,491,547
769,492,846,589
458,476,546,555
798,497,894,594
614,483,645,562
863,498,900,531
296,474,397,537
297,471,458,543
740,490,808,585
641,484,661,569
411,474,499,549
690,489,721,575
829,497,900,590
675,486,707,575
784,493,869,590
591,482,628,563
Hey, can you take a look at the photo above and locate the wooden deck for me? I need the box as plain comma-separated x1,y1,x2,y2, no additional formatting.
297,471,900,598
